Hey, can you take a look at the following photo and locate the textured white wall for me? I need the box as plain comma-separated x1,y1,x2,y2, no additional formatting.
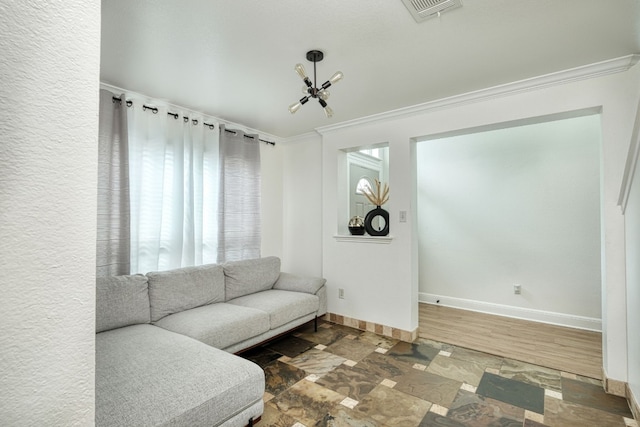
0,2,100,425
416,115,602,322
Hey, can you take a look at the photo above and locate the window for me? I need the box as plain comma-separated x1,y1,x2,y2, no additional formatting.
356,176,373,195
98,91,263,275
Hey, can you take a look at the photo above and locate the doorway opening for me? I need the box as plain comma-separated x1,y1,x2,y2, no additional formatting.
414,111,603,375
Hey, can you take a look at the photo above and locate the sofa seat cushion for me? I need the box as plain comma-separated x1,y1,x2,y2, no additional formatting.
154,303,270,349
96,324,264,427
227,289,320,329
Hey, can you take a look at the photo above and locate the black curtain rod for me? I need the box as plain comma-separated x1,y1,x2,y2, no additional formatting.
112,96,275,145
223,128,275,146
111,96,215,130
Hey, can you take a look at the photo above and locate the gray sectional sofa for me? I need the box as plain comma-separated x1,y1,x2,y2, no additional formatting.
96,256,326,427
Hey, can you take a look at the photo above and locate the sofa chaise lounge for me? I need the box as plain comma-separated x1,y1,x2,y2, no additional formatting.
95,256,326,427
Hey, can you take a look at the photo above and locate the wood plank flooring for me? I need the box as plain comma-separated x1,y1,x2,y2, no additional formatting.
418,303,603,379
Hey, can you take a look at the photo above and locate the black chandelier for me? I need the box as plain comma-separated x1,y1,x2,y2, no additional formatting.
288,50,343,118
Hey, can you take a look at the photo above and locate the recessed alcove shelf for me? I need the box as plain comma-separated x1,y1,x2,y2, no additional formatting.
333,235,393,244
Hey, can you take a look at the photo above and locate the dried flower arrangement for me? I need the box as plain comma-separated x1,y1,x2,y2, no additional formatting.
363,179,389,207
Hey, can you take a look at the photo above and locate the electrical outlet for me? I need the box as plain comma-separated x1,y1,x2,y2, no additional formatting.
514,284,521,295
338,288,345,299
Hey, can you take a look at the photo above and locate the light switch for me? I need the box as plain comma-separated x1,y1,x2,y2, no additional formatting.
399,211,407,222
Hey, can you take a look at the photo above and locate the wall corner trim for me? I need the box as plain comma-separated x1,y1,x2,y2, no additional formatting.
618,97,640,212
315,54,640,136
602,367,628,398
627,382,640,421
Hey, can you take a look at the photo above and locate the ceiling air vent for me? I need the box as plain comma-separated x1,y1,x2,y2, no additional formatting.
401,0,463,22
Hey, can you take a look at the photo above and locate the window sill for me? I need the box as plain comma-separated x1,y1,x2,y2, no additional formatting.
333,235,393,244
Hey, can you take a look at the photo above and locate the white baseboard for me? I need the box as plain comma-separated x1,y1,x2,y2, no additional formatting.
419,293,602,332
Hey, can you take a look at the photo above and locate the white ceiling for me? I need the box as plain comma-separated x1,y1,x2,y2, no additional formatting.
101,0,640,139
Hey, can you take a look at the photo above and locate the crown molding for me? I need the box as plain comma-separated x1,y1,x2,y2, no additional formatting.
280,131,322,145
315,54,640,135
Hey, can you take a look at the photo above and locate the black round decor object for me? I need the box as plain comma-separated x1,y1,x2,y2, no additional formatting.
364,206,390,236
348,226,365,235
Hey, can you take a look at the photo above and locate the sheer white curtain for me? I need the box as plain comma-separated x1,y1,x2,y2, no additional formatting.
217,124,261,263
96,90,130,276
98,89,264,274
128,103,219,274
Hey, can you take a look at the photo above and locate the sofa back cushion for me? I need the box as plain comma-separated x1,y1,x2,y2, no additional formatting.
224,256,281,300
96,274,151,333
147,264,225,322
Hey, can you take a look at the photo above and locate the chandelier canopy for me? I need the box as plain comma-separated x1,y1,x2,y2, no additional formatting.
288,50,343,118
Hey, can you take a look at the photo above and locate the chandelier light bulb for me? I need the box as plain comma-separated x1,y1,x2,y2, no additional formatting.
302,85,311,95
288,102,302,114
294,63,307,80
318,98,333,117
318,89,330,101
329,71,344,84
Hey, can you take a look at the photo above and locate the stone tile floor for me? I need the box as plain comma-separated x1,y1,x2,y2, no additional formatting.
239,321,637,427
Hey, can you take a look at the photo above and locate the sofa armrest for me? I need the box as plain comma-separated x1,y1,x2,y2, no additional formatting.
273,272,326,295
